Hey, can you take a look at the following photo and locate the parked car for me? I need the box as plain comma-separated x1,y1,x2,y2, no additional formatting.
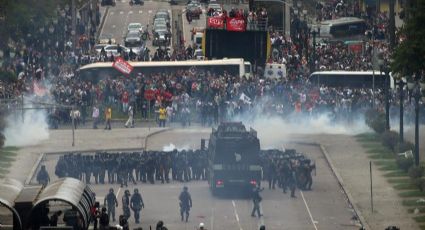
124,30,143,47
186,3,202,19
127,23,144,33
101,0,116,6
96,44,130,56
154,10,170,24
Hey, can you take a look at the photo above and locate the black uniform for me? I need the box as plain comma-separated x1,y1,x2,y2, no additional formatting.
179,187,192,222
130,189,144,223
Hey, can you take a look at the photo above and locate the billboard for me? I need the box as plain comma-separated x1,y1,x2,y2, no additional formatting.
204,29,269,65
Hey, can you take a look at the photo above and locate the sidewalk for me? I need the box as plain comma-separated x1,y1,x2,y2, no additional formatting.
5,127,167,184
289,134,419,230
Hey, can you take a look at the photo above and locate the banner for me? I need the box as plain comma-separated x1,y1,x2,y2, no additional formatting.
207,17,224,29
112,57,133,75
226,18,246,32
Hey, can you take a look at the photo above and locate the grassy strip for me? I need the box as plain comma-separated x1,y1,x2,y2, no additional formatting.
388,178,411,184
408,207,425,214
0,147,18,178
414,216,425,223
420,225,425,230
369,153,395,159
403,199,425,207
394,183,418,190
399,190,425,198
384,171,408,177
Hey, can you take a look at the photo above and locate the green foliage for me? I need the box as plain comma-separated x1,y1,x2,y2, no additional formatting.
397,156,414,172
381,130,399,151
0,70,17,82
395,141,415,153
413,178,425,191
409,166,424,179
365,109,386,134
0,0,58,49
391,0,425,77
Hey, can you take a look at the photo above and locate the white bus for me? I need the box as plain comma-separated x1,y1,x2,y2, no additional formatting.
309,71,394,89
77,58,252,81
315,17,367,42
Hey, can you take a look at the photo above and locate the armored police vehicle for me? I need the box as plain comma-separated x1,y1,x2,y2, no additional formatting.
207,122,262,195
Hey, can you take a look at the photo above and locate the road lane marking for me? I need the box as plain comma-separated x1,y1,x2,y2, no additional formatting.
120,11,124,14
139,10,143,14
300,191,319,230
232,200,243,230
129,11,133,14
112,25,116,28
110,11,115,15
117,187,122,199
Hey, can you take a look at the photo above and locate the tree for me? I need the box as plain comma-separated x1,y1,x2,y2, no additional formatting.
391,0,425,79
0,0,57,50
0,106,6,148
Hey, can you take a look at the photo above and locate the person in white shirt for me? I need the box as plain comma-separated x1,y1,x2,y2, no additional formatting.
92,105,99,129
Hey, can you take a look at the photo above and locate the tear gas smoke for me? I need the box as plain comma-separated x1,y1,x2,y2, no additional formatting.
4,97,50,147
231,96,371,148
163,143,192,151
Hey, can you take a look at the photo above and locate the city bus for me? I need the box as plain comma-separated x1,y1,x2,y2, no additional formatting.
314,17,367,42
309,71,394,89
207,122,262,196
77,58,252,81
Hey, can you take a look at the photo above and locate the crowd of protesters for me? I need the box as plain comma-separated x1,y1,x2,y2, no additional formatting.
1,0,424,129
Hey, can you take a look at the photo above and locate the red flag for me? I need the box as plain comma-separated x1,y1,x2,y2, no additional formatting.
33,82,47,96
112,57,133,75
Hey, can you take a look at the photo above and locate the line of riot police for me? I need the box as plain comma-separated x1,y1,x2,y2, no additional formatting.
55,150,209,186
260,149,316,197
54,148,315,195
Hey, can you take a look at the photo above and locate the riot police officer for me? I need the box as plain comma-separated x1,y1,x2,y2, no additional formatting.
179,186,192,222
130,188,144,223
36,165,50,187
122,190,131,220
104,188,118,222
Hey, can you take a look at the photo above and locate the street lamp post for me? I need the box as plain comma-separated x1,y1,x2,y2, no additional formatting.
395,78,407,142
310,28,320,73
412,82,422,166
380,64,391,131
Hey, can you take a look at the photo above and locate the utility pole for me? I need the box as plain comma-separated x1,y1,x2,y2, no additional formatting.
72,0,77,52
389,0,396,50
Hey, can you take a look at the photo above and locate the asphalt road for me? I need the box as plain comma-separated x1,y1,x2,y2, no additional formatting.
35,128,360,230
100,0,176,52
100,0,250,53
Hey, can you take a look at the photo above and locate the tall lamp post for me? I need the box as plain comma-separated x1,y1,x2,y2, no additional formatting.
412,82,423,166
379,62,391,131
395,77,407,142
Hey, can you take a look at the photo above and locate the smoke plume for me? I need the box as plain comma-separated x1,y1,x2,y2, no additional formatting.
4,96,50,147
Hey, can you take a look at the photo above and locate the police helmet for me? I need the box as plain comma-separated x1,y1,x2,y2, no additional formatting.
125,189,130,195
109,188,114,193
134,188,139,193
199,222,205,228
259,225,266,230
183,186,188,191
102,207,107,212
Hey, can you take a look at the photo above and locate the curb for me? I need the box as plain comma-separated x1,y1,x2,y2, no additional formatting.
25,153,45,185
319,144,371,230
143,128,173,150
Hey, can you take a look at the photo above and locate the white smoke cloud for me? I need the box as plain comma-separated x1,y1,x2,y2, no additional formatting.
4,97,50,147
229,95,371,148
162,143,192,151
